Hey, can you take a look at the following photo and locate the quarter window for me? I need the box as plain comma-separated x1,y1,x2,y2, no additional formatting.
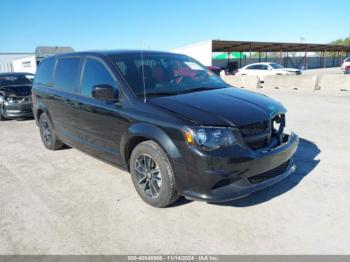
81,58,117,97
54,58,81,93
34,58,55,86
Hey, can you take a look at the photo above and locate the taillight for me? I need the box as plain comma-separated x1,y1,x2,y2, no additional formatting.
346,65,350,71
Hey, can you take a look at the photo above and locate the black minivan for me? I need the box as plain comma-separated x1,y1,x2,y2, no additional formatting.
32,50,299,207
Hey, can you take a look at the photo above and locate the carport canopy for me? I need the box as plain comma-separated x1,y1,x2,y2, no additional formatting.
212,40,350,52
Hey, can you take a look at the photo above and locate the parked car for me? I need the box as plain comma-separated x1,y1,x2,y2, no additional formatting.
236,62,302,81
340,57,350,71
0,72,34,120
345,65,350,74
32,51,299,207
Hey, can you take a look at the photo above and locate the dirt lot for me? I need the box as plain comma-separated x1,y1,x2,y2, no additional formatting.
0,89,350,255
303,67,344,76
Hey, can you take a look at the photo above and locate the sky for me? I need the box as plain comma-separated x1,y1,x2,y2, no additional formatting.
1,0,349,52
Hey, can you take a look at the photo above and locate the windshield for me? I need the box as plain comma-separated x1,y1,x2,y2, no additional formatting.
108,53,228,97
0,74,33,88
269,63,284,69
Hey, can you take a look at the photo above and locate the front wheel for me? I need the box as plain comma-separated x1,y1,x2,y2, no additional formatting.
130,140,178,207
0,107,5,121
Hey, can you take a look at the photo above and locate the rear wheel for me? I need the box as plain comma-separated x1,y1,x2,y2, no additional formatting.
39,113,64,150
130,140,178,207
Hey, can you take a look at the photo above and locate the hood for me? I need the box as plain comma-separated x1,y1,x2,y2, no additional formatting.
0,85,32,97
148,88,286,127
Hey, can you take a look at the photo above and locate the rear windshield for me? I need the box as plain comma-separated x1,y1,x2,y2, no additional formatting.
108,52,228,97
269,63,284,69
0,74,33,87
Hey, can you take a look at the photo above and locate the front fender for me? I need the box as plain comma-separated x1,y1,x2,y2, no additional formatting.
120,122,189,192
120,122,182,164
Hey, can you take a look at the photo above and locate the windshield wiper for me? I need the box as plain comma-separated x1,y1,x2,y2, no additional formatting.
139,92,178,97
180,86,227,94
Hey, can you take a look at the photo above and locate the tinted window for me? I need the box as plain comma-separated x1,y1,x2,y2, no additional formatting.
81,58,117,97
246,65,259,70
54,58,81,92
0,74,33,87
34,58,55,85
270,63,284,69
109,53,227,97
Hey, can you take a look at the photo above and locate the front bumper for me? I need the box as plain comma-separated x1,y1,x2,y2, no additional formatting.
179,132,299,202
2,103,33,118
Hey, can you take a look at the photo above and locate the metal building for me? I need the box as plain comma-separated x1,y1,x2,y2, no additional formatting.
170,40,350,69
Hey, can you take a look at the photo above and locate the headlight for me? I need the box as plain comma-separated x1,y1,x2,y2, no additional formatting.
183,126,237,151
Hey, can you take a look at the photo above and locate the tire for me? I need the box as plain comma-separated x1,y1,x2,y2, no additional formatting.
39,113,64,150
0,106,5,121
130,140,178,207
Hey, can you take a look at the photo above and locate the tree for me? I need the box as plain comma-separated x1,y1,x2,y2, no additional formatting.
331,37,350,45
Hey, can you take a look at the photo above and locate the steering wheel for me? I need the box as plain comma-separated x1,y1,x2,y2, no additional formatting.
194,70,209,80
171,75,185,85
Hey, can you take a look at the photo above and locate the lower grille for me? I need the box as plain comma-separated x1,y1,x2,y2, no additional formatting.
248,161,290,184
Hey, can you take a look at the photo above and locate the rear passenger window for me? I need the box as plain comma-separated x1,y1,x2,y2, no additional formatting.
81,58,116,97
34,58,55,86
246,65,259,70
54,58,81,93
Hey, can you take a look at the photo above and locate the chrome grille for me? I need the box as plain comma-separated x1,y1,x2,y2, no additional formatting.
239,120,269,137
239,114,285,150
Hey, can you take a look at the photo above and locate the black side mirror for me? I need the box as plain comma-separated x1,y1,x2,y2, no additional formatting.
92,85,118,101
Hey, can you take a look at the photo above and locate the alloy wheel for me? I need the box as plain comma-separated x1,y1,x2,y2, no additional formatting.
134,154,162,198
40,118,52,146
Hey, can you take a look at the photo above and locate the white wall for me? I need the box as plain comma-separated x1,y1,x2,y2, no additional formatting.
12,56,37,74
170,40,213,66
0,54,34,73
0,63,13,73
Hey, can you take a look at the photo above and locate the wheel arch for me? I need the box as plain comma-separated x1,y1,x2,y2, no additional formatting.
120,123,182,170
34,102,55,128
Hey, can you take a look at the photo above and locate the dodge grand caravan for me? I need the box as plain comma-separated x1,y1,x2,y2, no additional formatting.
32,51,299,207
